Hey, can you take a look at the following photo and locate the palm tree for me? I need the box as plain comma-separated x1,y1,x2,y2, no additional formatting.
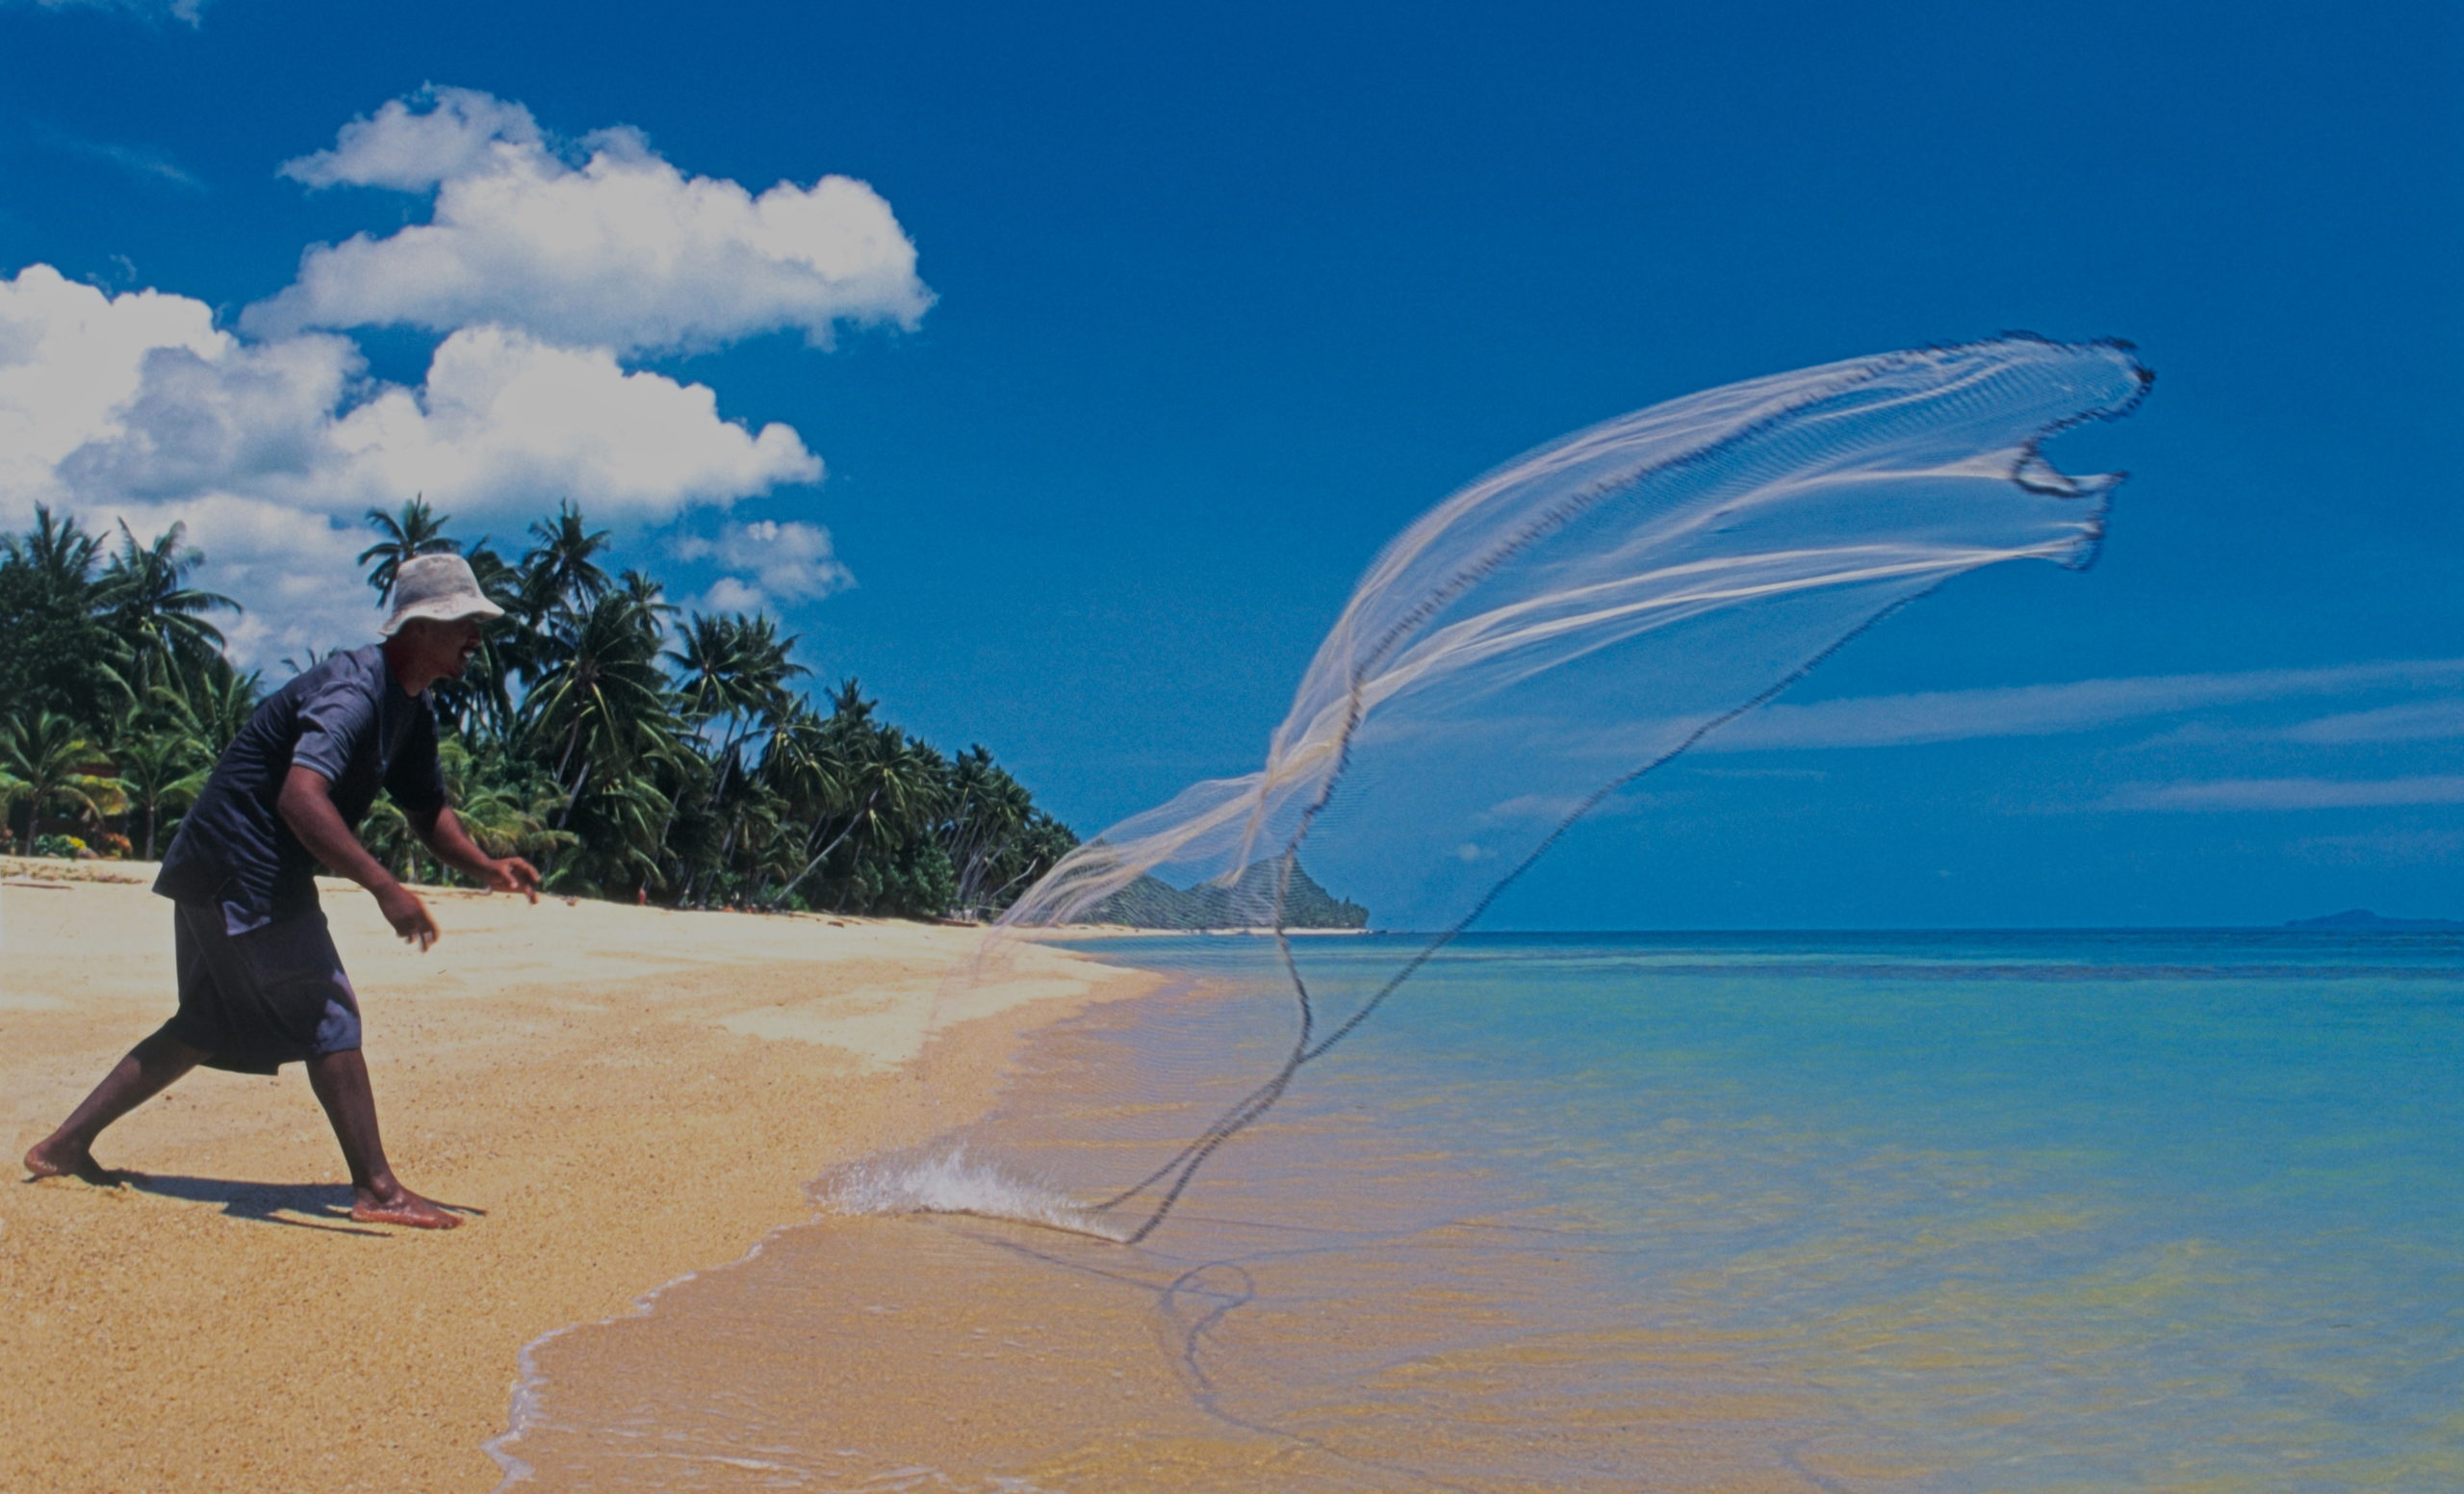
853,732,948,909
354,794,429,883
521,590,682,826
1000,810,1080,911
111,733,210,860
671,610,805,780
552,769,677,896
670,613,748,728
940,745,1037,914
149,659,263,758
823,676,877,733
521,502,614,617
3,506,105,596
0,506,131,724
616,568,673,616
358,497,458,602
4,501,1066,914
777,710,947,912
757,699,851,819
453,778,579,867
663,610,808,899
99,520,239,682
751,722,840,907
1,711,129,855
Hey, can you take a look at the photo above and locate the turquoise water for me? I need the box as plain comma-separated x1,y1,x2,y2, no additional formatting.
494,930,2464,1491
1051,929,2464,1490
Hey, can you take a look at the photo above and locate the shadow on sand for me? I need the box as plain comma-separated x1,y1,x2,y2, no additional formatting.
25,1171,485,1235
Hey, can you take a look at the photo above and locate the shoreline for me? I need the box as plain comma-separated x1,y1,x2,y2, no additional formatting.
481,959,1160,1487
0,863,1158,1493
1018,923,1373,938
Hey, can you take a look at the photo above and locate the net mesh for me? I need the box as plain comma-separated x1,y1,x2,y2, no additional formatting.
916,334,2149,1240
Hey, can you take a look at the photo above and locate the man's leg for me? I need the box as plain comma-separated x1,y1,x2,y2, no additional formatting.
304,1048,460,1228
23,1025,206,1181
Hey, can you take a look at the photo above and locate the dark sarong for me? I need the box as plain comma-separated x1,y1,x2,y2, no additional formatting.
165,903,364,1074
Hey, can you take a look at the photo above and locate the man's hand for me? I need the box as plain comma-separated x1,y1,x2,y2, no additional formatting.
413,807,544,909
279,767,440,948
376,883,440,951
484,857,542,903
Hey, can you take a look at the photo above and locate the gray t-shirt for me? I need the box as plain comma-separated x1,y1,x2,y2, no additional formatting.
155,645,447,923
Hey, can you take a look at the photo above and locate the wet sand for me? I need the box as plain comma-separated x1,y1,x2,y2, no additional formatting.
0,863,1153,1494
495,966,1829,1491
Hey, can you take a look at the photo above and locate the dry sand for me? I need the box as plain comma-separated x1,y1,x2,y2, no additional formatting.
0,862,1153,1494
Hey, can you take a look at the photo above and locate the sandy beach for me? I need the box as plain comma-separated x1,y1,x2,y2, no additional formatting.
0,862,1153,1494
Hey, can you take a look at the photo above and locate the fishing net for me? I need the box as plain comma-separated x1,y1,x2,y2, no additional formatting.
898,336,2143,1208
495,340,2139,1494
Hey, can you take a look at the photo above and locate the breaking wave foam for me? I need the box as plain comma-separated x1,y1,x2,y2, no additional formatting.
818,1146,1131,1241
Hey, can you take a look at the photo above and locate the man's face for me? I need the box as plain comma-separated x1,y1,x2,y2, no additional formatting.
409,616,487,680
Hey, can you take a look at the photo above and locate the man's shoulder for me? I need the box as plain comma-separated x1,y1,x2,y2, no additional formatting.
324,644,390,683
292,645,389,701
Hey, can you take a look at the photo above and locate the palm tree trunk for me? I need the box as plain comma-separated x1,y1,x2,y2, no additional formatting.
984,862,1041,908
556,756,593,829
771,790,878,907
20,784,47,856
677,719,748,905
556,715,586,785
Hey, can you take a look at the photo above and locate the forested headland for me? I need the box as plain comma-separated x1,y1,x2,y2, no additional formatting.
0,500,1077,919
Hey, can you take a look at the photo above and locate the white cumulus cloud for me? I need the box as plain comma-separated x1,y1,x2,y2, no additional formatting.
695,576,766,615
8,269,820,527
5,89,918,661
246,87,934,355
2,265,825,660
0,264,223,497
278,86,543,192
309,327,821,522
675,518,855,612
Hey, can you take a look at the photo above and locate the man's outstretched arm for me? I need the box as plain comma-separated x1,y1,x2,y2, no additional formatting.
408,805,540,902
277,765,441,948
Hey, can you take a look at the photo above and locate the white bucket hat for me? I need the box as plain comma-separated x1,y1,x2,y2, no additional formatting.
380,553,506,637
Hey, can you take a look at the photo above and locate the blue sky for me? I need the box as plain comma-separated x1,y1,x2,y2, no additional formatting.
2,0,2456,926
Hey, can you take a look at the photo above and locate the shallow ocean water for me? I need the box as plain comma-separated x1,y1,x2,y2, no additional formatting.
491,930,2464,1491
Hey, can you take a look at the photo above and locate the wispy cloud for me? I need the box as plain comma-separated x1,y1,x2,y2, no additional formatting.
2100,776,2464,812
1709,659,2464,752
2288,829,2464,865
1476,788,1666,825
77,140,204,191
2279,697,2464,744
38,126,207,192
7,0,209,28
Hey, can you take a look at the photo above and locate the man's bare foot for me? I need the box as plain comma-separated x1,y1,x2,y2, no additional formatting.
22,1136,116,1184
351,1186,462,1229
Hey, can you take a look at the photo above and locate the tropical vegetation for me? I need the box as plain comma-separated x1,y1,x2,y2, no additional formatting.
0,501,1077,919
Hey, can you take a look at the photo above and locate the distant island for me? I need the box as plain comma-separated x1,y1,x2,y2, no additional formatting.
1091,860,1370,930
2284,909,2464,931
